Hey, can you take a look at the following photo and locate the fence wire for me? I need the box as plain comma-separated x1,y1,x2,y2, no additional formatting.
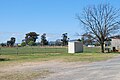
0,46,68,55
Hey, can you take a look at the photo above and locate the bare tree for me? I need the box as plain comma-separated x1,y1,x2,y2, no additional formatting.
77,4,120,53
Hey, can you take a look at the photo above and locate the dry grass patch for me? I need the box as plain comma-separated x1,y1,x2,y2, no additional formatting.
0,69,52,80
60,53,119,62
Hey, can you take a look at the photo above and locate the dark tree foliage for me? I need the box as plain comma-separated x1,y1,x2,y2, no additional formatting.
7,37,16,47
21,42,26,47
1,43,6,47
77,39,81,42
55,39,62,46
41,33,48,46
61,33,69,46
25,32,39,45
11,37,16,46
28,41,36,46
77,4,120,53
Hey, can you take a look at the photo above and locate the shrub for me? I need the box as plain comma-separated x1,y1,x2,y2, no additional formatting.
21,42,26,46
28,41,36,46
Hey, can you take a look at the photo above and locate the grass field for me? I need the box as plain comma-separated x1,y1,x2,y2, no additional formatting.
0,46,118,63
0,46,68,54
0,46,119,80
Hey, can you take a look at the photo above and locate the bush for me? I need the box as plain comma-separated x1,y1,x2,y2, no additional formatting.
28,41,36,46
0,43,6,47
21,42,26,46
17,44,22,47
0,58,10,61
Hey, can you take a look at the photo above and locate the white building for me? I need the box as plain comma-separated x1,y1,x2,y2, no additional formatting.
110,35,120,52
111,38,120,52
68,41,83,53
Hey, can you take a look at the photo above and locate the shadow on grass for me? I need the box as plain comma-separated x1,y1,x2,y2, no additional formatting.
0,58,10,61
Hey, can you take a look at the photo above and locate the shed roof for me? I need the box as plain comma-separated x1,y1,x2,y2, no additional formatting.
110,35,120,39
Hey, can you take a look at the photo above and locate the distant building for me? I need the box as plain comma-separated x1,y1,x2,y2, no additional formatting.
110,35,120,52
105,35,120,52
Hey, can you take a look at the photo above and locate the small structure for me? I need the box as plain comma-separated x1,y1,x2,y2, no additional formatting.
109,35,120,52
105,35,120,52
68,41,83,53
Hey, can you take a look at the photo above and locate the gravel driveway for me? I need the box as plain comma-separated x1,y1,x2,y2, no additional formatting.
38,56,120,80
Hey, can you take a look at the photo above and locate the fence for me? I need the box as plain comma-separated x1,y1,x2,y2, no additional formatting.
0,46,68,55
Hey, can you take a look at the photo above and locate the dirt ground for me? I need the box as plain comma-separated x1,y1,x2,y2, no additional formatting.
0,60,88,80
1,55,120,80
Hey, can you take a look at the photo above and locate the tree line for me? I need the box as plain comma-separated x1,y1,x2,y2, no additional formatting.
1,3,120,53
0,32,69,47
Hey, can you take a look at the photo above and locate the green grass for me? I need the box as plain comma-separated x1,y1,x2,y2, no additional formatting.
0,46,119,80
0,52,117,62
0,46,67,55
84,46,101,53
0,46,119,64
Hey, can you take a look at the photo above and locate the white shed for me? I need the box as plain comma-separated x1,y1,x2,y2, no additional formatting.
68,41,83,53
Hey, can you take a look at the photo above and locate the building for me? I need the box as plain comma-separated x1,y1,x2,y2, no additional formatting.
68,41,83,53
110,35,120,52
105,35,120,52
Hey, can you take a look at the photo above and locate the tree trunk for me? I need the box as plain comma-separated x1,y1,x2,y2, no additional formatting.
101,43,104,53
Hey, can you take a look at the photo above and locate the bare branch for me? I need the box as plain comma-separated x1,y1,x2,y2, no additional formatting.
77,4,120,53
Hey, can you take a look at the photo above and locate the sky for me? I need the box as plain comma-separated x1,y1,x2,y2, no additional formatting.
0,0,120,43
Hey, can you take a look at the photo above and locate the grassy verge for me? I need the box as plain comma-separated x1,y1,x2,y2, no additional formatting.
0,52,118,65
60,53,118,62
0,69,52,80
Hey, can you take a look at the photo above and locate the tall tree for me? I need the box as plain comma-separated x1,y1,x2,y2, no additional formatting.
41,33,48,46
10,37,16,46
25,32,39,45
77,4,120,53
7,37,16,47
61,33,69,46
